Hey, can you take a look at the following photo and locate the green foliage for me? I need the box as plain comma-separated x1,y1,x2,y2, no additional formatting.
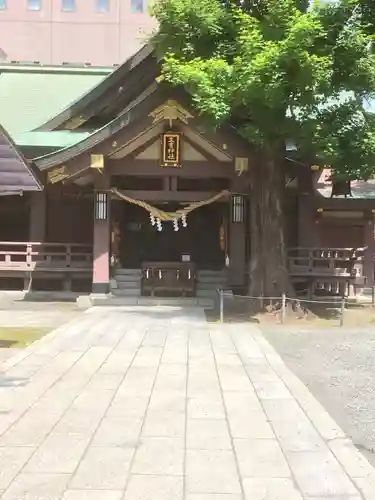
152,0,375,179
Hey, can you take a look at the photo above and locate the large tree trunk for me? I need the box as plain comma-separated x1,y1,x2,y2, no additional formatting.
248,147,294,298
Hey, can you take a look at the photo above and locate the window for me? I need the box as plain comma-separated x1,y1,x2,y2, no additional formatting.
131,0,143,13
0,0,6,11
96,0,109,12
28,0,41,10
61,0,75,11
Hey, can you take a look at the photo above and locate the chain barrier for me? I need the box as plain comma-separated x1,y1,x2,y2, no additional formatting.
217,289,354,327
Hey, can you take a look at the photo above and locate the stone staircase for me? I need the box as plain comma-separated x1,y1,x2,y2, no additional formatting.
196,269,227,299
112,268,142,297
101,268,228,308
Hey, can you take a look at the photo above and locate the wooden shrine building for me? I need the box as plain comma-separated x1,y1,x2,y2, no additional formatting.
0,45,374,301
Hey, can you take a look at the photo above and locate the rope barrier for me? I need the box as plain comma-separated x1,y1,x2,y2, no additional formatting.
111,188,229,221
217,289,349,326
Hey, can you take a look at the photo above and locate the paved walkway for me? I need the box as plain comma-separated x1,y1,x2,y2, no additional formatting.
0,306,374,500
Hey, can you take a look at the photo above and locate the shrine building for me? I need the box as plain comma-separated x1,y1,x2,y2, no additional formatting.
0,45,374,303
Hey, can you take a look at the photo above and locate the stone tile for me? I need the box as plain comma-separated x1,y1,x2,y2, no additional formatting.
262,398,307,421
70,446,134,490
186,419,232,450
85,373,124,391
0,411,61,447
1,472,71,500
161,347,188,364
287,450,360,496
142,410,185,438
306,497,363,500
132,437,184,475
70,388,115,412
242,477,303,500
0,447,35,489
92,417,142,447
186,449,241,494
24,435,90,474
270,416,325,452
186,496,242,500
62,491,124,500
53,410,103,436
234,438,291,478
124,474,183,500
106,395,149,419
217,366,253,391
148,391,185,413
228,412,274,439
188,397,225,419
329,438,375,478
353,474,375,500
223,392,274,438
222,390,262,413
132,347,163,367
252,380,293,399
118,367,157,396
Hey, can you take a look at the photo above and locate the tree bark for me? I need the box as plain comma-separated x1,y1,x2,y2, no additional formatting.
248,146,294,298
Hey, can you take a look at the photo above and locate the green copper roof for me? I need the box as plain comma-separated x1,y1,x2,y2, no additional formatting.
0,64,113,136
13,130,91,149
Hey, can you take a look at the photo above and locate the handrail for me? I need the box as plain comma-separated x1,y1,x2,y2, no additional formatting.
0,241,93,271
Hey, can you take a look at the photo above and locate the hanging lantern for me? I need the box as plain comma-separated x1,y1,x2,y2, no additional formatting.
95,192,108,220
231,194,245,223
156,218,163,231
181,215,187,227
150,213,156,226
173,219,179,231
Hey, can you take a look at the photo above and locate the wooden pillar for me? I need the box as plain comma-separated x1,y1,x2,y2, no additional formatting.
29,191,46,242
363,216,375,287
92,174,111,294
298,168,316,247
227,193,246,289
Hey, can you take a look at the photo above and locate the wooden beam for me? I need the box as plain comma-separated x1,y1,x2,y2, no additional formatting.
111,190,228,202
315,197,375,210
108,159,234,178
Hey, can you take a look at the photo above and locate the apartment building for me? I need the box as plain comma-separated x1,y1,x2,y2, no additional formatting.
0,0,156,65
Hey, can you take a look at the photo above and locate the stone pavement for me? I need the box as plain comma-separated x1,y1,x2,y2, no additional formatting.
0,305,374,500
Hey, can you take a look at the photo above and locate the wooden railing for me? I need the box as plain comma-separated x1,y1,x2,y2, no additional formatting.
0,242,93,272
142,261,196,297
288,247,365,277
288,247,367,297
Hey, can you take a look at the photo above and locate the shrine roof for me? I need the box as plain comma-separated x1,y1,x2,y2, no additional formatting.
0,63,113,136
13,130,91,149
0,125,42,195
317,168,375,199
36,44,155,132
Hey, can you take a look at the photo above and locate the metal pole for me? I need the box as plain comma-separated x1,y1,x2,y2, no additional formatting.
372,285,375,307
281,293,286,324
340,297,345,327
219,289,224,323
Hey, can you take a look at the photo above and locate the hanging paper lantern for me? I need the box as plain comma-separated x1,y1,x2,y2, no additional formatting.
173,219,179,231
150,213,156,226
181,215,187,227
156,218,162,231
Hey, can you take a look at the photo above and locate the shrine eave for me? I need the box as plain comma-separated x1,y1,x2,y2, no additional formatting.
0,125,43,195
36,44,155,132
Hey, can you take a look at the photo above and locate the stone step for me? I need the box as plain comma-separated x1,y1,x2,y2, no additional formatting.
115,268,142,277
115,283,141,291
113,289,141,297
85,295,214,308
116,276,141,285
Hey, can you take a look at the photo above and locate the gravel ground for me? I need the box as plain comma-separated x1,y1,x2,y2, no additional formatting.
261,325,375,466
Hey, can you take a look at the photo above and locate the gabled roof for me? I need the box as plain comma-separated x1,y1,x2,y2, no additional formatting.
37,44,156,132
0,125,42,195
0,63,113,135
